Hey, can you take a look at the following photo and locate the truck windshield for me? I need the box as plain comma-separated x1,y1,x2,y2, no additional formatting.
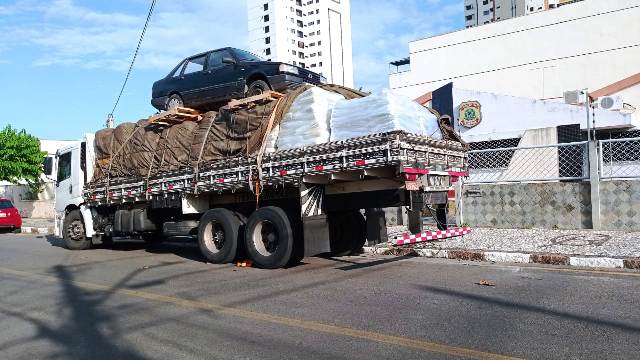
233,49,263,62
0,200,13,209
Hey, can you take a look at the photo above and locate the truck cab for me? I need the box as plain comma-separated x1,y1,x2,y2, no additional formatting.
53,134,96,241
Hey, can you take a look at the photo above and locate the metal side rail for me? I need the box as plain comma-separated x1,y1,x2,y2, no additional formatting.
85,131,467,205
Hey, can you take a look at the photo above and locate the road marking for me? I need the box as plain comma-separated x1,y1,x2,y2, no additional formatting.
0,266,522,360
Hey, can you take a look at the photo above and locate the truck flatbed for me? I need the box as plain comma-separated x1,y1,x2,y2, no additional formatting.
85,131,467,205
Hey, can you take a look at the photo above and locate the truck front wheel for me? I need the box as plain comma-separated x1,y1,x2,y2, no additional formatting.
63,210,92,250
244,207,293,269
198,209,240,264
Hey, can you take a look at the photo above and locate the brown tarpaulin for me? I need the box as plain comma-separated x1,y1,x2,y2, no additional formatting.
92,84,370,183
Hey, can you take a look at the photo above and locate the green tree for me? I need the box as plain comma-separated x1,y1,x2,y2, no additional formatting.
0,125,46,193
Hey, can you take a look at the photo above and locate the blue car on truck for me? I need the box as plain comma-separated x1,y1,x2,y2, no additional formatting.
151,47,326,111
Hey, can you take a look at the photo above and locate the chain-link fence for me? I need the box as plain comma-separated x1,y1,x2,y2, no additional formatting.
600,137,640,179
467,141,589,183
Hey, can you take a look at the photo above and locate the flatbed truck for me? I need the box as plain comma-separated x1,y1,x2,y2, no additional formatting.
54,130,467,268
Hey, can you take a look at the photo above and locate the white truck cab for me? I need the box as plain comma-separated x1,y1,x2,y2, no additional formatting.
54,134,96,240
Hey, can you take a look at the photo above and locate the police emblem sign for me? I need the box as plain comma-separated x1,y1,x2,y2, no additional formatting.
458,101,482,128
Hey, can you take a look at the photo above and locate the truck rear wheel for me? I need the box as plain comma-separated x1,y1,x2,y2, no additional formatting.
244,207,293,269
63,210,92,250
329,211,366,256
198,209,240,264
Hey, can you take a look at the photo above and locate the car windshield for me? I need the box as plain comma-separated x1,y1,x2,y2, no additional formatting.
0,200,13,209
233,49,263,62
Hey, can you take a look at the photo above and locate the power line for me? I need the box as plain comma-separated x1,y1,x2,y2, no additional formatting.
394,43,640,90
108,0,157,123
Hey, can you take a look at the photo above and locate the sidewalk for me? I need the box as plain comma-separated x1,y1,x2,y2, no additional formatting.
20,218,54,235
364,226,640,270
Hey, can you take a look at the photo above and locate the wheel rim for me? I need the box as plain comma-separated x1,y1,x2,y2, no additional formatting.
248,85,265,96
252,220,278,256
67,220,84,241
203,221,225,254
167,96,183,110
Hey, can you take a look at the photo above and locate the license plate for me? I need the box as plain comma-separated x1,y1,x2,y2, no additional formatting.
405,181,419,191
0,213,6,217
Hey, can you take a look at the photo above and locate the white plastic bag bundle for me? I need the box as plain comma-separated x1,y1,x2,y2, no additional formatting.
275,87,345,150
330,89,441,141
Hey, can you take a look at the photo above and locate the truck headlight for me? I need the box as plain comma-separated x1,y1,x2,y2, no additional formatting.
279,64,299,75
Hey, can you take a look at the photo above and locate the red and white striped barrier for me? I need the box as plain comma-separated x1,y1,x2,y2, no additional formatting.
392,227,472,246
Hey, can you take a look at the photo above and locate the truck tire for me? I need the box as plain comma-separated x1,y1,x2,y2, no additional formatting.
246,80,271,97
198,209,240,264
329,211,366,256
244,207,293,269
63,210,92,250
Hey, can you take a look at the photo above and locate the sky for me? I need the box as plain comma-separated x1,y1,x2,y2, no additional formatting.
0,0,462,140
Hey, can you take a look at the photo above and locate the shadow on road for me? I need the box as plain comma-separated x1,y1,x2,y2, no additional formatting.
415,284,640,334
0,265,149,359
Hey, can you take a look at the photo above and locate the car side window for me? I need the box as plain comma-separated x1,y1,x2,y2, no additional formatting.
57,152,72,183
208,50,232,70
183,55,206,75
169,60,186,78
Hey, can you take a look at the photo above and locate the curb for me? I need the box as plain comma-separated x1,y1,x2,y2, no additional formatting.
20,227,53,235
362,246,640,270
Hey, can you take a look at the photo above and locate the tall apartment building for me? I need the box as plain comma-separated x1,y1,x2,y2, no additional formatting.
464,0,584,27
247,0,354,87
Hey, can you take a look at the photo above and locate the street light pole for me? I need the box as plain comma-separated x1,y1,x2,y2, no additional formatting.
582,89,591,142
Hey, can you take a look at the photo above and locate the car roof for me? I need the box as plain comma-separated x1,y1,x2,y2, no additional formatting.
186,47,234,60
0,198,13,202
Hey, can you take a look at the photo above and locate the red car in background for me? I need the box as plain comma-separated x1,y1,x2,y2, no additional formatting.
0,199,22,232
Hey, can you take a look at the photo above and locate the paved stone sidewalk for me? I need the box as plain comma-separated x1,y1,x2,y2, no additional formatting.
384,226,640,258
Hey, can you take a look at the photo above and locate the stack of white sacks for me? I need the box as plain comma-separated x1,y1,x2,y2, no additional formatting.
265,87,441,153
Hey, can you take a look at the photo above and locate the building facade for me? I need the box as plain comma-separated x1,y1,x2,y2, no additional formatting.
247,0,354,87
391,0,639,122
464,0,584,27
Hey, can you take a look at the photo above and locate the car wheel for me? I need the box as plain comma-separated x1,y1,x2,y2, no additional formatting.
246,80,271,97
165,94,184,110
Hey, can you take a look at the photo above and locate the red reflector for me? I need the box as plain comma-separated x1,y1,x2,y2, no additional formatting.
405,174,418,181
216,178,225,183
279,170,288,176
314,165,324,171
354,160,366,166
147,188,152,193
168,184,174,190
127,191,133,196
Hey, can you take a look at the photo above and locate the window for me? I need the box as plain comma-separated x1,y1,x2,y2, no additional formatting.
465,4,473,10
316,9,319,14
318,62,322,66
309,31,315,36
465,14,473,20
298,52,305,59
265,48,271,56
57,152,72,183
297,20,303,27
310,64,316,67
317,30,320,35
208,49,233,69
234,49,263,62
43,156,54,176
263,14,269,22
296,9,302,16
317,41,321,45
263,3,268,11
264,25,270,33
168,60,186,77
297,30,303,38
0,200,14,210
482,0,489,4
184,55,206,74
292,50,297,55
483,10,490,15
265,36,271,44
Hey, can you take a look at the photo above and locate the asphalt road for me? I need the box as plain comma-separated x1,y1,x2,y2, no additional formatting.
0,234,638,360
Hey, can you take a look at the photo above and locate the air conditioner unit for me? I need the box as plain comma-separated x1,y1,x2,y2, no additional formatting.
563,90,586,105
595,96,624,111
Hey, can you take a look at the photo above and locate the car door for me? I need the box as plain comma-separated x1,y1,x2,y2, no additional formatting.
205,49,242,101
54,148,82,214
178,54,210,105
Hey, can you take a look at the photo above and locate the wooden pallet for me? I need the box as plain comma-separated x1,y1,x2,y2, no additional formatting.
224,91,285,110
148,107,202,125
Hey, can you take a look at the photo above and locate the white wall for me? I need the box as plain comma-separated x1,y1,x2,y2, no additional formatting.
390,0,640,113
452,88,634,142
